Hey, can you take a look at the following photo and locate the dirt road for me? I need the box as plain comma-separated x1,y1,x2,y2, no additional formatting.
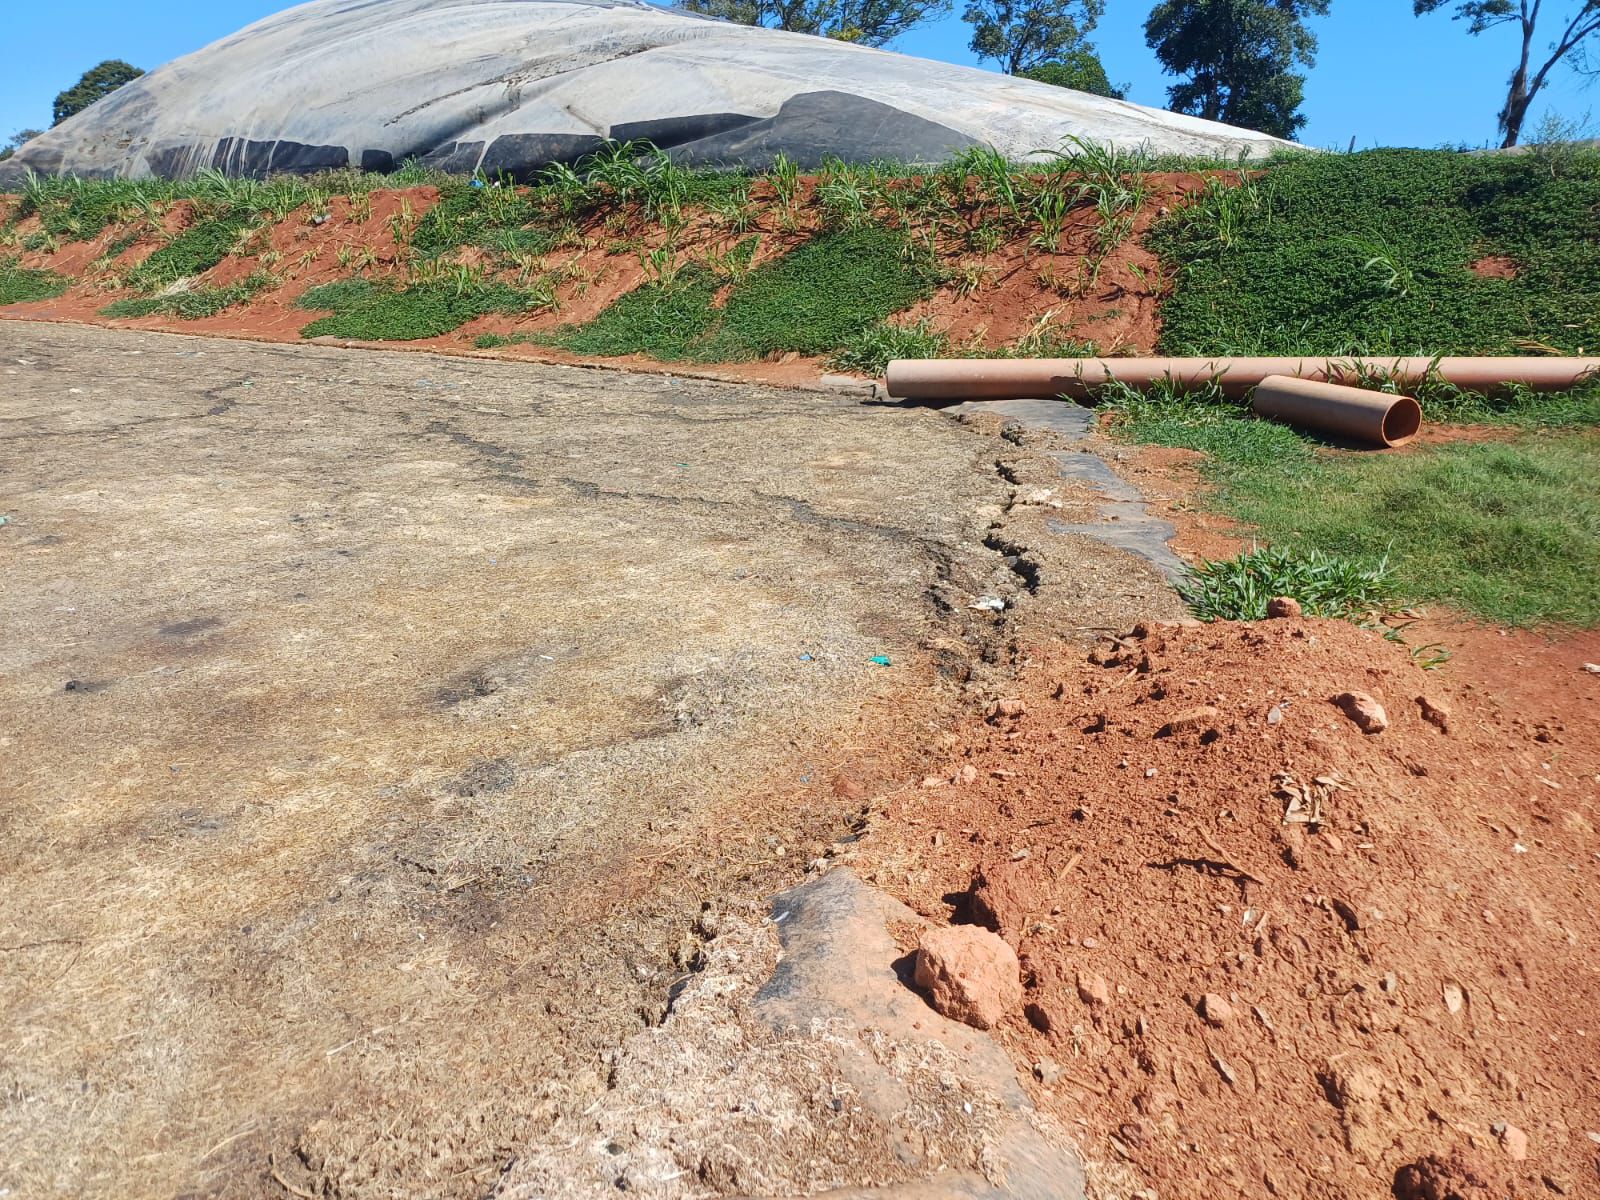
0,322,1068,1197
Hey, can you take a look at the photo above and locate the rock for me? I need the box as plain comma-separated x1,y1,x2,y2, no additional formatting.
1033,1058,1062,1085
1583,662,1600,674
1417,695,1452,734
831,774,866,801
1496,1123,1529,1161
1198,993,1234,1026
912,925,1022,1030
1332,691,1388,734
1542,1174,1570,1195
1266,596,1303,619
1076,971,1110,1007
956,763,978,785
968,860,1031,945
1156,705,1219,738
990,697,1027,720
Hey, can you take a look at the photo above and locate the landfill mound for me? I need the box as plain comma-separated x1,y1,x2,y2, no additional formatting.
0,0,1290,184
858,615,1600,1200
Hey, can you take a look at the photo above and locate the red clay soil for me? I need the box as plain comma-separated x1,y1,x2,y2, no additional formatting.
858,615,1600,1200
0,173,1216,382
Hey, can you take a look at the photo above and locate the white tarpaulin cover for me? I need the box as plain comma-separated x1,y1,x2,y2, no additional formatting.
0,0,1292,182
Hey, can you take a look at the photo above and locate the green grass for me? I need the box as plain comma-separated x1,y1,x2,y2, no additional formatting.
129,210,256,290
829,317,949,374
547,224,937,363
474,332,537,349
716,225,937,356
0,258,70,305
1151,148,1600,355
545,266,723,360
101,272,272,319
297,276,548,341
1180,545,1400,623
412,182,547,258
1102,383,1600,627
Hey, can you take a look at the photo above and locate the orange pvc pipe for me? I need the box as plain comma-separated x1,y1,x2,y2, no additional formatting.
1252,375,1422,447
883,356,1600,400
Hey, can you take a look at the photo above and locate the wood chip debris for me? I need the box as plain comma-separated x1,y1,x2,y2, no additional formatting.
1276,769,1349,826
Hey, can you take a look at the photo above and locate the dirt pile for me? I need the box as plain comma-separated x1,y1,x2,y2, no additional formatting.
856,615,1600,1199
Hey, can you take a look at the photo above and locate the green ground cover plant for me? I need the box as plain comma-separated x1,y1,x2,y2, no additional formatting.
546,224,938,363
101,271,273,319
1179,545,1400,623
296,275,549,341
1151,148,1600,355
0,258,70,305
1102,381,1600,627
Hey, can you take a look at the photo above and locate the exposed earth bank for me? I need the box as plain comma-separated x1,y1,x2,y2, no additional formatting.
851,613,1600,1200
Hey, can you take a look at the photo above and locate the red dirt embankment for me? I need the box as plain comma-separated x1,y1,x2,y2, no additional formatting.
0,174,1215,380
860,615,1600,1200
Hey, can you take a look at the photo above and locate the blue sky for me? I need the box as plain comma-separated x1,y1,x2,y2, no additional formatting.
2,1,1595,149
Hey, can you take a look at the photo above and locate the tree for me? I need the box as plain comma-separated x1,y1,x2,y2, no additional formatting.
0,129,45,163
962,0,1106,74
52,60,144,126
678,0,950,45
1019,45,1127,96
1413,1,1600,147
1145,0,1328,139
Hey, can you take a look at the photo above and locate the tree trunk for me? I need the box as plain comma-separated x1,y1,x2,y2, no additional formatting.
1499,9,1535,148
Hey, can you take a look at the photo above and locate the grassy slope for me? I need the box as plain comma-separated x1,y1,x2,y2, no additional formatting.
1110,147,1600,629
1152,148,1600,356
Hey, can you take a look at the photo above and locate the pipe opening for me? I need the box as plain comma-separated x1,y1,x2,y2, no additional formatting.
1382,397,1423,447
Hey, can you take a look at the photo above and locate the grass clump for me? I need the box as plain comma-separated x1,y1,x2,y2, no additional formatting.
830,317,948,374
1180,545,1400,622
129,210,256,290
546,266,722,360
0,258,70,305
474,332,538,350
717,225,936,356
297,276,548,341
101,272,273,319
412,182,545,257
1152,148,1600,356
548,224,937,363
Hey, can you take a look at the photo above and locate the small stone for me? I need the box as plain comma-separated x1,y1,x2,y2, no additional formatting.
1033,1058,1063,1085
1543,1173,1571,1194
1266,596,1303,619
1198,993,1234,1026
1381,971,1399,993
1497,1123,1529,1161
1443,980,1466,1015
992,697,1027,719
956,763,978,785
913,925,1022,1030
1332,691,1388,734
1157,705,1219,738
1076,971,1110,1007
1267,704,1284,725
1144,767,1158,778
1417,694,1452,733
1582,662,1600,674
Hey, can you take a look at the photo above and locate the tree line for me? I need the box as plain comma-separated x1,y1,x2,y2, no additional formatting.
683,0,1600,144
6,4,1599,158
